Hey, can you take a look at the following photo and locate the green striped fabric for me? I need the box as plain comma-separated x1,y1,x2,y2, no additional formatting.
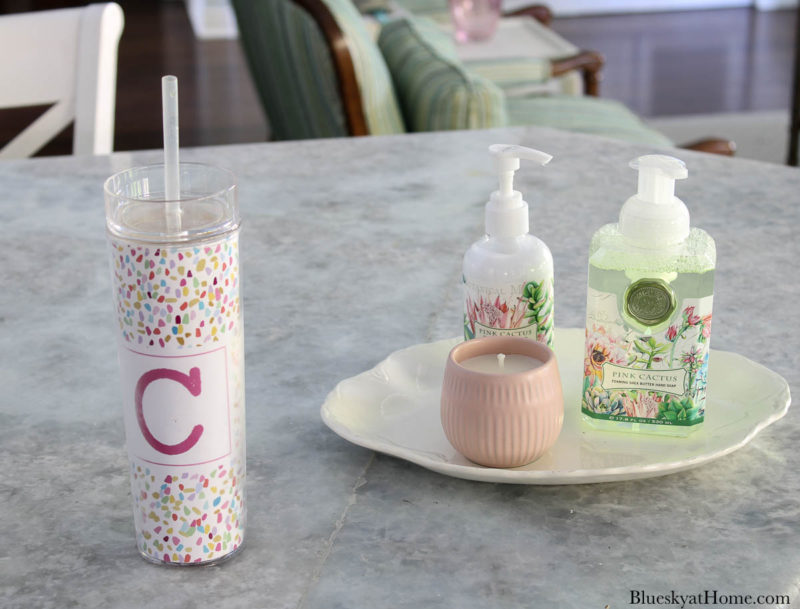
232,0,348,139
232,0,405,139
464,57,552,94
397,12,459,60
392,0,451,24
352,0,392,13
379,17,508,132
320,0,406,135
506,95,674,147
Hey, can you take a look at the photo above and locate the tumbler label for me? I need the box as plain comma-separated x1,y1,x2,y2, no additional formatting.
119,345,231,467
109,233,245,564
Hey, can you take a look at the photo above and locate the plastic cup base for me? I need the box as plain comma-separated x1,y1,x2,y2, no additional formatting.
137,541,245,567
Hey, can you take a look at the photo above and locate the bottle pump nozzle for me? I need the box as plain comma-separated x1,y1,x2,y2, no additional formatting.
486,144,552,238
620,154,690,247
631,155,687,205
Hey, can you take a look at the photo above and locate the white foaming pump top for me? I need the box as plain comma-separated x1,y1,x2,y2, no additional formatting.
486,144,552,239
620,154,690,248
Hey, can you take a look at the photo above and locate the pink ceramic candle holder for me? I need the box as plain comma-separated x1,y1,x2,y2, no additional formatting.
441,337,564,468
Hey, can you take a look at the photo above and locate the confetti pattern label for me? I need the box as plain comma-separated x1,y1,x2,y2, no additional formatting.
109,236,240,350
110,232,245,564
130,462,243,564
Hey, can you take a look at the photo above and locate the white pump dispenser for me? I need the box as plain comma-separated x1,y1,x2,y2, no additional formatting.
485,144,552,239
619,155,690,248
462,145,555,346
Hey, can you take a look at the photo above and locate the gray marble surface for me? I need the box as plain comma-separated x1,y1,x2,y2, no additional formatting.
1,127,798,609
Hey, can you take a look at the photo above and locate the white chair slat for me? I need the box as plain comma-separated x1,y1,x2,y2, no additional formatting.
0,101,74,159
0,3,124,158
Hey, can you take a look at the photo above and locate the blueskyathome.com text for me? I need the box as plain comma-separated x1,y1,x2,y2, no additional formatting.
630,589,790,608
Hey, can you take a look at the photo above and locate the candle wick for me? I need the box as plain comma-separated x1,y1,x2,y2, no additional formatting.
497,353,505,369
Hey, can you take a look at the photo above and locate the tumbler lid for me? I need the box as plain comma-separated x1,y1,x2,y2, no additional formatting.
104,163,239,244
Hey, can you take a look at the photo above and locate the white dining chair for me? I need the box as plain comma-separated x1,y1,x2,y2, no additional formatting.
0,2,124,159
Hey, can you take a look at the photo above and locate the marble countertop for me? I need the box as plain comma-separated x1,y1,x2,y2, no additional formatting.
2,127,798,608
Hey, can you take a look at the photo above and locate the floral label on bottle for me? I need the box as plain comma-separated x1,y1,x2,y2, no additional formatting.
583,287,712,426
463,276,554,346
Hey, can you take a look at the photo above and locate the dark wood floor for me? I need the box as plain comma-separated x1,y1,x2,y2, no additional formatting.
0,1,796,156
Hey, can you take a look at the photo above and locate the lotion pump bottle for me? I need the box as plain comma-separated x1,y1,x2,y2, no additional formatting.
582,155,716,436
463,144,554,346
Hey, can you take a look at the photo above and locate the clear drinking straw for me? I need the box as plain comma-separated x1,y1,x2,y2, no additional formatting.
162,75,181,233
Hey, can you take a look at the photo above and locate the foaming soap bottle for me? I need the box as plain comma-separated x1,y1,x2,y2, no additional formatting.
582,155,716,436
463,144,554,346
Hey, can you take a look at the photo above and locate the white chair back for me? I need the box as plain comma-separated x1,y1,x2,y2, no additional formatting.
0,3,124,158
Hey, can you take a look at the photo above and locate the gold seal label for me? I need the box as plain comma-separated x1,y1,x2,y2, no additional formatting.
624,278,676,327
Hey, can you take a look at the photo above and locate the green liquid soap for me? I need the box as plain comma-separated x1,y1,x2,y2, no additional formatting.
581,156,716,437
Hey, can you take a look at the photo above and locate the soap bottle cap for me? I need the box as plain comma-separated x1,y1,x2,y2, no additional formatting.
486,144,552,239
620,154,690,247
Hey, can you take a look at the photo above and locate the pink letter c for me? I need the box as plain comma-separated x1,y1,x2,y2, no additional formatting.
135,367,204,455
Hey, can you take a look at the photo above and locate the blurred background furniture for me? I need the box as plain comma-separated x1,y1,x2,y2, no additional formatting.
788,7,799,166
373,1,594,96
232,0,734,154
450,15,593,97
0,2,124,159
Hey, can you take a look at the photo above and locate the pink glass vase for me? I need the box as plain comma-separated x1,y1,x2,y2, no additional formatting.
449,0,502,43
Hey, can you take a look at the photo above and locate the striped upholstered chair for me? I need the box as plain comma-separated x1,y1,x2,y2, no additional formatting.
232,0,733,154
232,0,405,140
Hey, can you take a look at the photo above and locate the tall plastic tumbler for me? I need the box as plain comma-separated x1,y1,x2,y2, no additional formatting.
105,163,245,565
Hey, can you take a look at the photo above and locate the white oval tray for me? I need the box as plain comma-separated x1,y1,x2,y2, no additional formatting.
321,328,791,484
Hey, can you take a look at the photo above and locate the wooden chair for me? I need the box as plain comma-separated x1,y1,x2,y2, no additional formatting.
394,2,606,96
235,0,602,138
233,0,733,155
0,3,125,159
386,0,732,154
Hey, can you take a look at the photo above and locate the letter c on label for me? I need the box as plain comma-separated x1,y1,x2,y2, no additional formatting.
135,367,204,455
